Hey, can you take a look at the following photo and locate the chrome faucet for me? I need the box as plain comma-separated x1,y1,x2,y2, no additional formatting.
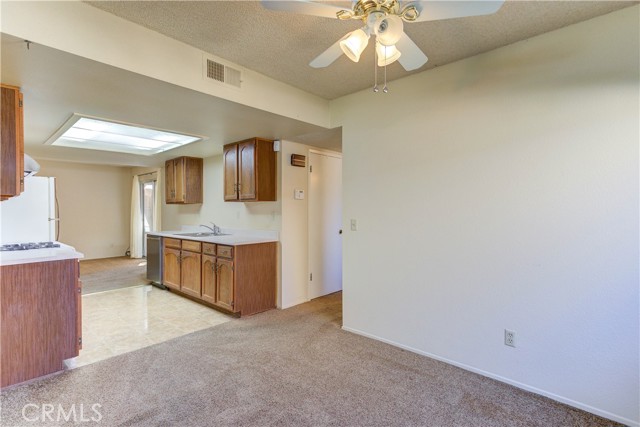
199,222,221,235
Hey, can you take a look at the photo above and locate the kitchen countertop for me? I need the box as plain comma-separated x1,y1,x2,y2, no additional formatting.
148,229,279,246
0,242,84,266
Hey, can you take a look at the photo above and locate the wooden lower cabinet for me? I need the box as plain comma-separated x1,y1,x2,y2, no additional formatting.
162,238,275,316
201,254,216,304
163,247,181,290
1,259,81,388
180,250,201,297
216,258,235,311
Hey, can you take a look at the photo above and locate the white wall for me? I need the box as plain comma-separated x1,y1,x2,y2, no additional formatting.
280,140,310,309
37,160,132,260
332,6,639,426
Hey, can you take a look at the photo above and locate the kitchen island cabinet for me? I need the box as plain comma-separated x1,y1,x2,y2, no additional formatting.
1,258,82,388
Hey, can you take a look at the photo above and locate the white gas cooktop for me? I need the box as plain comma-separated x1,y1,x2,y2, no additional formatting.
0,242,84,266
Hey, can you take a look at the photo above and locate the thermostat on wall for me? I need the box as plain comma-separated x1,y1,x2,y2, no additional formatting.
294,189,305,200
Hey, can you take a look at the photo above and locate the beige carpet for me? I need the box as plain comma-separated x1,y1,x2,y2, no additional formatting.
0,293,620,426
80,257,148,294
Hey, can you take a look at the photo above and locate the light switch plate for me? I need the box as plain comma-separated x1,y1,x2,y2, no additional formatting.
294,189,305,200
350,219,358,231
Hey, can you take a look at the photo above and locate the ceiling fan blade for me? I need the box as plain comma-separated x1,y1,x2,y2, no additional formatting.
396,33,428,71
261,0,347,19
309,39,344,68
409,0,504,22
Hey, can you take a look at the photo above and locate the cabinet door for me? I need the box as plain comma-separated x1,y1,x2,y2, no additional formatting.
0,85,24,199
238,140,256,200
163,247,181,290
174,157,186,203
216,258,235,311
180,250,201,297
165,159,176,202
223,145,238,201
201,254,216,304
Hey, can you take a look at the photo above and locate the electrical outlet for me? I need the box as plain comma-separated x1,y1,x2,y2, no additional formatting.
350,219,358,231
504,329,516,347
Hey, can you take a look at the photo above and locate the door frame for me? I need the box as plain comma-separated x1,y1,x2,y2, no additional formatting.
307,148,343,300
139,174,157,257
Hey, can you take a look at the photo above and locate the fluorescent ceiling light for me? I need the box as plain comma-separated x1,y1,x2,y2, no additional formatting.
45,114,205,156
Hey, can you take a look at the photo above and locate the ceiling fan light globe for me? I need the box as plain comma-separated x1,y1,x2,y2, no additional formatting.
376,43,401,66
375,14,404,46
339,29,370,62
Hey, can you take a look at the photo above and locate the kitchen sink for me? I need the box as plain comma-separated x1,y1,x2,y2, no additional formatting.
175,232,230,237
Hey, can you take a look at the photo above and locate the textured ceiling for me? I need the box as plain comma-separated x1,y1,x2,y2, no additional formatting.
86,1,637,100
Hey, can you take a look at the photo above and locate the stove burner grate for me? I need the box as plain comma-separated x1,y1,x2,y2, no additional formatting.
0,242,61,251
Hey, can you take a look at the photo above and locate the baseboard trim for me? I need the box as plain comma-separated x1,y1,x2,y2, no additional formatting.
280,298,309,310
341,326,638,427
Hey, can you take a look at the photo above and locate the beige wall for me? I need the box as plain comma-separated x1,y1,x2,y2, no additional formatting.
279,140,310,309
332,7,639,425
37,160,132,260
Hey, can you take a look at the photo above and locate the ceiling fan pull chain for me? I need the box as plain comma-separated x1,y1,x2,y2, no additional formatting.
383,45,389,93
373,42,379,93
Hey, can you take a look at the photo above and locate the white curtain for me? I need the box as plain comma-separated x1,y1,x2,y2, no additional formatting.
130,175,143,258
152,169,161,232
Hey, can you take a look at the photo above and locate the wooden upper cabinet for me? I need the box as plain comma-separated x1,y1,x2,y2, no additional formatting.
223,138,276,202
223,145,238,201
1,84,24,201
238,140,256,200
165,156,203,204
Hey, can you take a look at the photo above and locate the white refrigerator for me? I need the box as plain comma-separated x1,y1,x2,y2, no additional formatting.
0,176,57,244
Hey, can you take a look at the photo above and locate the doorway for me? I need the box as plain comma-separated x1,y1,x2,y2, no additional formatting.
140,178,156,257
308,151,342,299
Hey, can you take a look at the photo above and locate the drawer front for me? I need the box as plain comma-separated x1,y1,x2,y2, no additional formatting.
164,238,181,249
203,243,216,255
182,240,202,253
217,245,233,259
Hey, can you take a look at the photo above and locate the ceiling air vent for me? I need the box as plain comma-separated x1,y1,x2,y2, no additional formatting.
204,57,242,89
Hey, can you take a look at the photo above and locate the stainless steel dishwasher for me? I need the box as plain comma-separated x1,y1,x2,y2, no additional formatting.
146,234,167,289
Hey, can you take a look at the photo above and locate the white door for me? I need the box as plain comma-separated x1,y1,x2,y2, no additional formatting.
308,152,342,299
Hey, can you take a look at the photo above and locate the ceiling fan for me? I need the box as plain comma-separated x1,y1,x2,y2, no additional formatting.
262,0,505,71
